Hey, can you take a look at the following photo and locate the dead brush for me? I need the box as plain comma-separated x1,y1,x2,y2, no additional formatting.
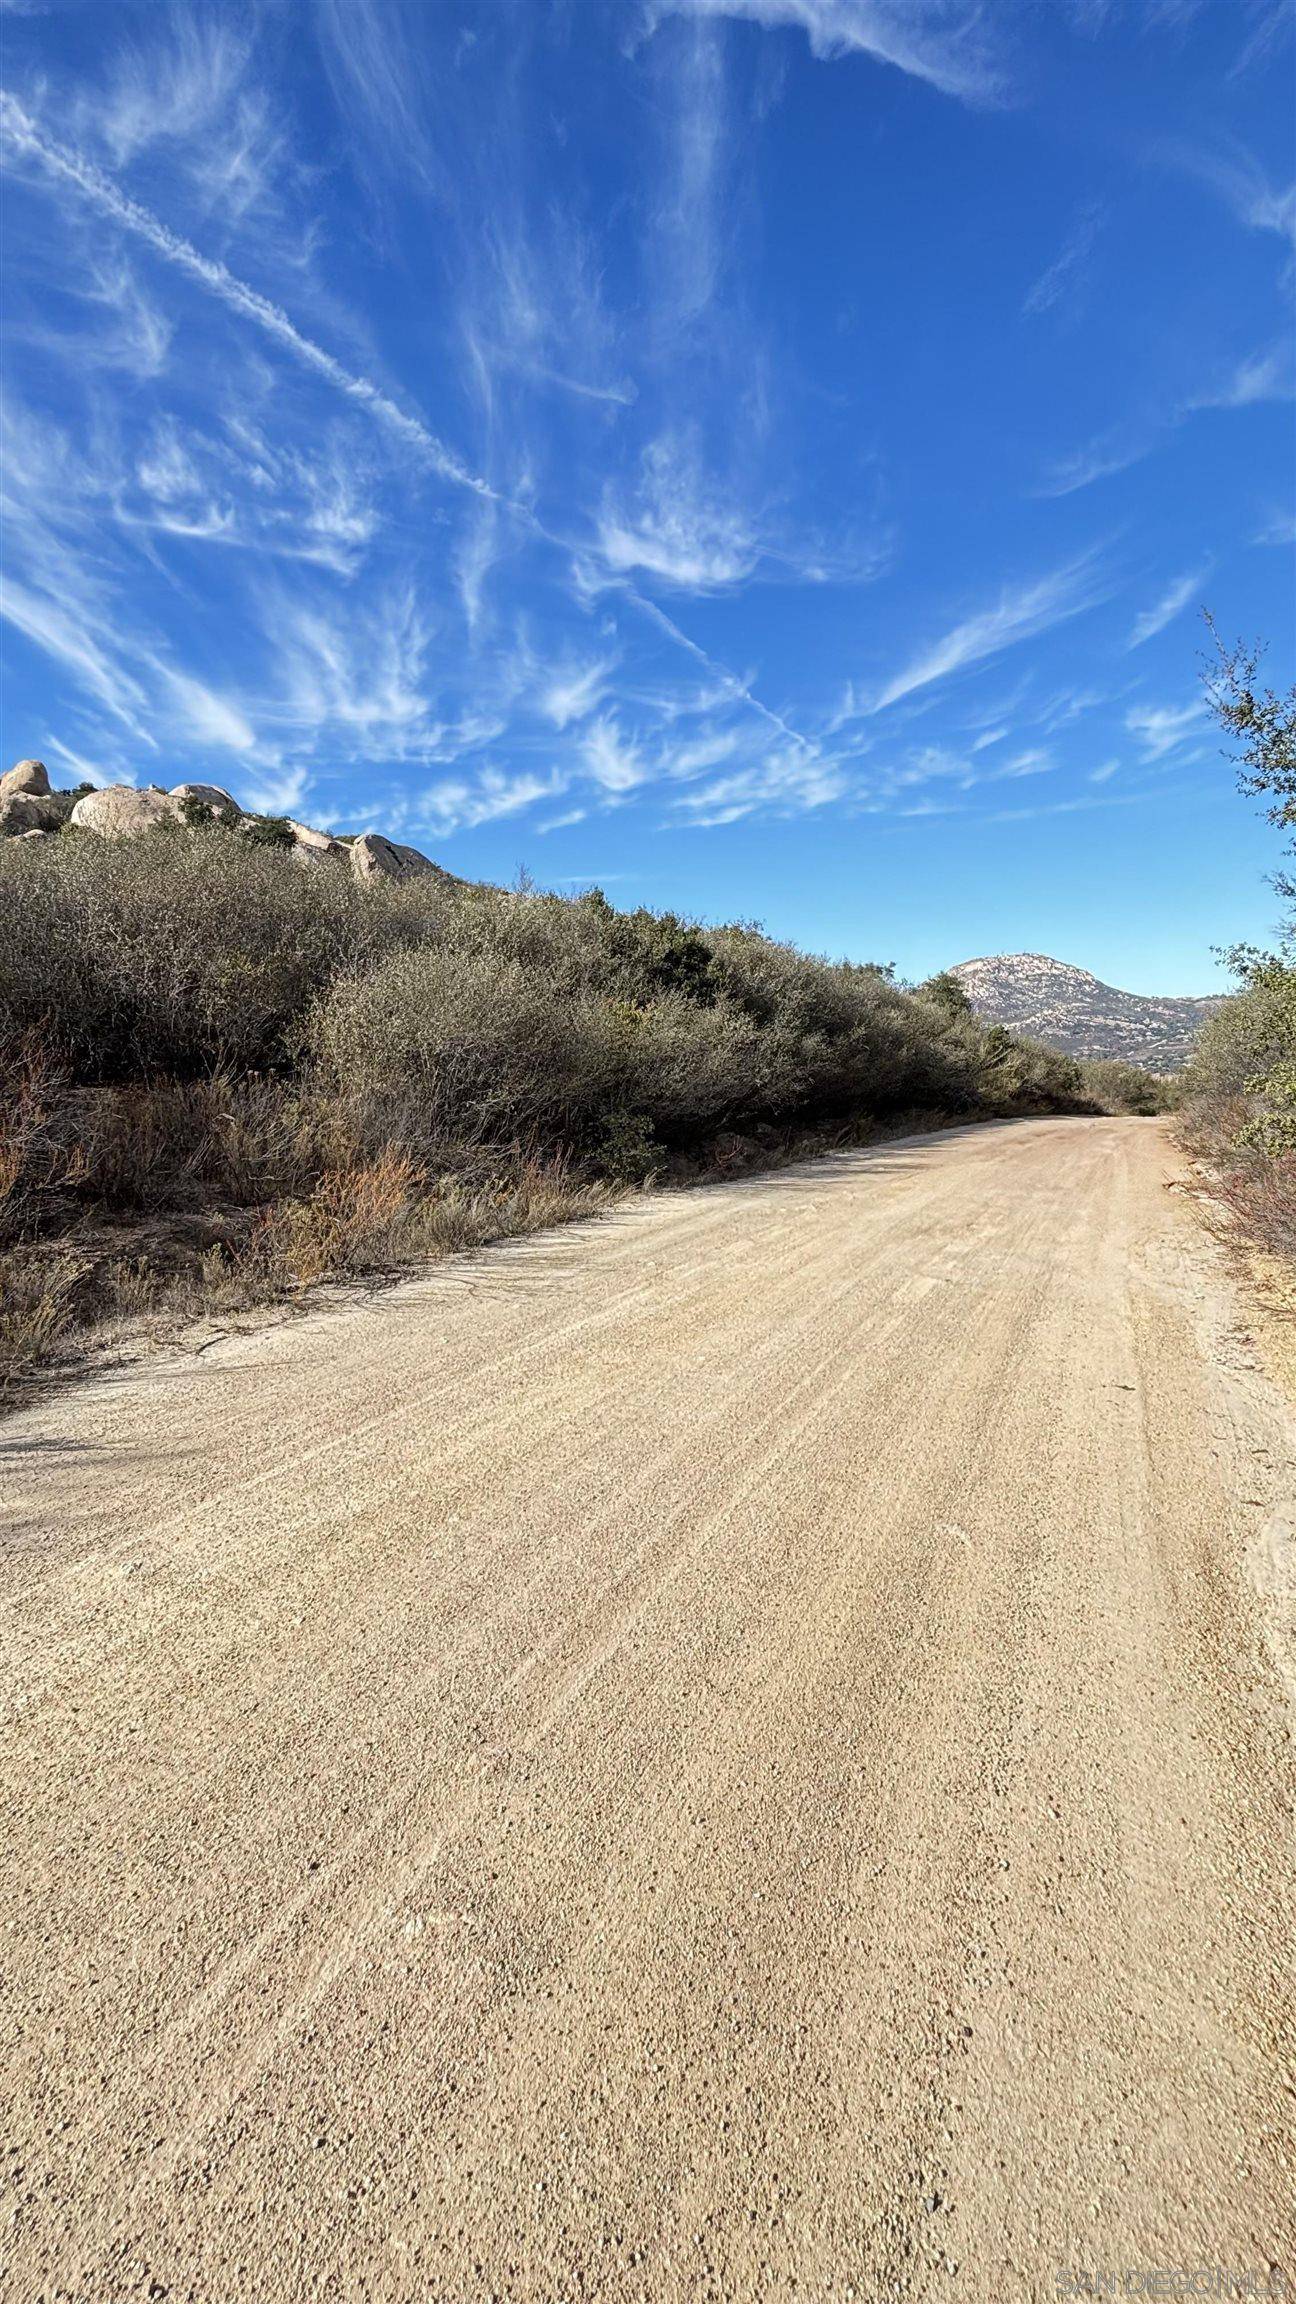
0,1037,86,1244
253,1148,429,1287
0,1247,80,1390
230,1149,615,1297
1210,1152,1296,1263
78,1073,322,1212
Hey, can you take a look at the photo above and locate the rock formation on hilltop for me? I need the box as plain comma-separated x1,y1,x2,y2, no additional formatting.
951,952,1223,1071
0,762,461,887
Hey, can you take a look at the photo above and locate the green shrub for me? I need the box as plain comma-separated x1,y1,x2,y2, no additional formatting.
1078,1058,1171,1116
240,812,296,849
1,826,1100,1175
1182,952,1296,1154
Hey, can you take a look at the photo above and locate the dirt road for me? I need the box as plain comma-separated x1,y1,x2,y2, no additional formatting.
2,1117,1293,2302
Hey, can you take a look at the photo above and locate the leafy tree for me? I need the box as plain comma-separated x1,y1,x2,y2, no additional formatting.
1192,617,1296,1161
917,970,973,1019
1203,615,1296,920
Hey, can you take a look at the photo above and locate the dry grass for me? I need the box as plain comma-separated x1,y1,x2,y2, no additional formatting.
0,1249,80,1385
1178,1086,1296,1265
0,1149,616,1399
1205,1151,1296,1262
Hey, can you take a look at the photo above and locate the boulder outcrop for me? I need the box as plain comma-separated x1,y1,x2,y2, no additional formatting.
349,832,442,885
171,783,241,820
1,761,463,890
0,759,50,800
288,820,348,865
0,788,62,836
69,786,183,839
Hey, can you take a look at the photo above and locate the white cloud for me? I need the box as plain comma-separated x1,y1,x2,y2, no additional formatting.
650,0,1005,105
669,743,847,825
539,657,616,729
260,585,438,754
989,747,1053,780
651,14,728,333
418,767,566,836
314,0,440,194
1022,203,1102,318
1089,759,1120,783
1127,564,1209,649
0,94,504,507
871,554,1109,712
664,730,743,780
1125,699,1206,758
629,589,817,756
83,254,172,377
0,574,151,730
1040,340,1294,495
1167,140,1296,253
166,673,256,754
137,418,203,505
582,716,648,793
86,7,283,226
598,434,759,590
1255,506,1296,547
1035,430,1148,498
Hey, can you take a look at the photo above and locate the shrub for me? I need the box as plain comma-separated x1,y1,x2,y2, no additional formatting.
1078,1058,1171,1116
240,812,296,849
0,829,454,1077
0,1249,79,1392
1,823,1119,1387
309,945,621,1151
1181,953,1296,1155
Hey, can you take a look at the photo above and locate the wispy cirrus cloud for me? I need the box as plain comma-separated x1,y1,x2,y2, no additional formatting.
1125,698,1207,758
539,657,618,730
1037,338,1294,496
1034,430,1148,499
0,92,502,506
1164,137,1296,254
1184,338,1296,411
0,415,276,776
582,715,650,794
1022,201,1103,319
648,0,1006,105
1127,563,1209,649
669,743,847,826
597,432,759,589
313,0,441,197
869,553,1110,713
417,766,567,837
0,574,151,731
83,4,284,226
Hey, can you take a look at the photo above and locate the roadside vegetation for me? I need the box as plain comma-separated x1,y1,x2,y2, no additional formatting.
1179,623,1296,1257
0,817,1158,1391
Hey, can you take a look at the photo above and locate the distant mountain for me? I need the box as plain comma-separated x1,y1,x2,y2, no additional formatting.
950,952,1224,1071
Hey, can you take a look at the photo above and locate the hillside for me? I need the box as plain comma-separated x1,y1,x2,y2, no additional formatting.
951,952,1223,1071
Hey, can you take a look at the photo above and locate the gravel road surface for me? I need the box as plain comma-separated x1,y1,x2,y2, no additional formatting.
3,1117,1292,2301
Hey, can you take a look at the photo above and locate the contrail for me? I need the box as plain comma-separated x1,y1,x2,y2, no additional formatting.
0,90,499,506
1,91,815,761
629,590,817,756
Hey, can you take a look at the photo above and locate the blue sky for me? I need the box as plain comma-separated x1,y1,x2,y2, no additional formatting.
2,0,1293,993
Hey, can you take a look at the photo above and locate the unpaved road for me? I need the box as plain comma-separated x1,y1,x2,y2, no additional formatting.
2,1118,1293,2302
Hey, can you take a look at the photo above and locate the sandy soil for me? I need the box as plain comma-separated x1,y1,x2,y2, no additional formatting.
2,1117,1293,2303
